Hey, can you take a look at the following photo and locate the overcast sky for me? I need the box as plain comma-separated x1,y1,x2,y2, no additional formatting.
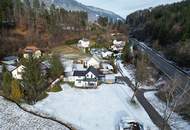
77,0,183,18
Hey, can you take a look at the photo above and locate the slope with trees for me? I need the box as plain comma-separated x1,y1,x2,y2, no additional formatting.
0,0,88,58
126,0,190,67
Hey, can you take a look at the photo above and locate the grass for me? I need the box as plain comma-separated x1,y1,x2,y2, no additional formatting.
47,85,63,92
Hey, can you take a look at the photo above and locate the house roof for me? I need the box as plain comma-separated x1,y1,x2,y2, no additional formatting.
73,70,86,76
86,66,99,77
24,46,39,53
12,65,25,72
3,56,18,61
73,66,99,77
7,65,17,72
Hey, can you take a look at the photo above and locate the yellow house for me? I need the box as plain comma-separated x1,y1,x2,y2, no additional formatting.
23,46,42,59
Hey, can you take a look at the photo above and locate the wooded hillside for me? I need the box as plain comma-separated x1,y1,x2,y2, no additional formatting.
127,0,190,67
0,0,88,58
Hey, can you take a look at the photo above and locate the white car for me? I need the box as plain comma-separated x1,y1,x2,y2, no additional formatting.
119,117,144,130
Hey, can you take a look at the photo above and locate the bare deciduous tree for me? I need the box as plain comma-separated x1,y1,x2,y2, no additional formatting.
162,75,190,130
131,53,149,102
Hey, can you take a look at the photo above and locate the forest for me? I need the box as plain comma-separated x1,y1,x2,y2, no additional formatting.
0,0,88,58
126,0,190,67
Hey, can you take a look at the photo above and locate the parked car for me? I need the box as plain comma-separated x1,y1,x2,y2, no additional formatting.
119,117,144,130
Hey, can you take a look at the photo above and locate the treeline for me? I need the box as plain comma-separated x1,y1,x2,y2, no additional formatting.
126,0,190,67
0,0,88,58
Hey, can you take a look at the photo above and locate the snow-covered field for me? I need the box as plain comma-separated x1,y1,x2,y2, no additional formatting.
0,97,68,130
145,92,190,130
26,84,158,130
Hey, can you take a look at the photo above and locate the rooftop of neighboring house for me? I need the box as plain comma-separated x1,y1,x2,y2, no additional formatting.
24,45,40,53
80,38,89,42
1,56,18,65
0,65,16,73
3,56,18,61
6,65,17,72
73,70,86,77
86,66,99,77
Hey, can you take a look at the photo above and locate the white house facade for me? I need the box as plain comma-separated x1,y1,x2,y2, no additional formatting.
77,39,90,52
85,56,100,68
12,65,25,80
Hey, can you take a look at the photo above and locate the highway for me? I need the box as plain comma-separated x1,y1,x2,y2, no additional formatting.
130,38,190,95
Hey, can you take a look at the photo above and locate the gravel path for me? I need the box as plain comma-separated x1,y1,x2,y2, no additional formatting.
0,97,69,130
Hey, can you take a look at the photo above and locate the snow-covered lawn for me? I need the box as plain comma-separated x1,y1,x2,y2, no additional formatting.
0,97,68,130
26,84,158,130
145,91,190,130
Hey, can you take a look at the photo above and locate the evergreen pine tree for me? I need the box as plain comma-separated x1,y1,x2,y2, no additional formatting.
122,42,131,63
49,55,64,79
22,57,46,104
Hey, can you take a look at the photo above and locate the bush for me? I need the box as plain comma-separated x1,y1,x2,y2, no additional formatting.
2,71,12,97
48,85,62,92
10,80,23,102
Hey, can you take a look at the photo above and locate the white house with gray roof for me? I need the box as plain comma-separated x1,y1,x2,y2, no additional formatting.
73,66,99,88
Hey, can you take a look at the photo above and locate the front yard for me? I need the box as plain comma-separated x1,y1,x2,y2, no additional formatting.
24,83,158,130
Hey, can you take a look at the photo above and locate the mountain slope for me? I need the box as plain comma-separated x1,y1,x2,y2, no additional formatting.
42,0,123,22
126,0,190,68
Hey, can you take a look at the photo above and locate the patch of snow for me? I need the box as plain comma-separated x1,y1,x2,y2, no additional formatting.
25,84,158,130
0,96,68,130
73,64,86,71
145,92,190,130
